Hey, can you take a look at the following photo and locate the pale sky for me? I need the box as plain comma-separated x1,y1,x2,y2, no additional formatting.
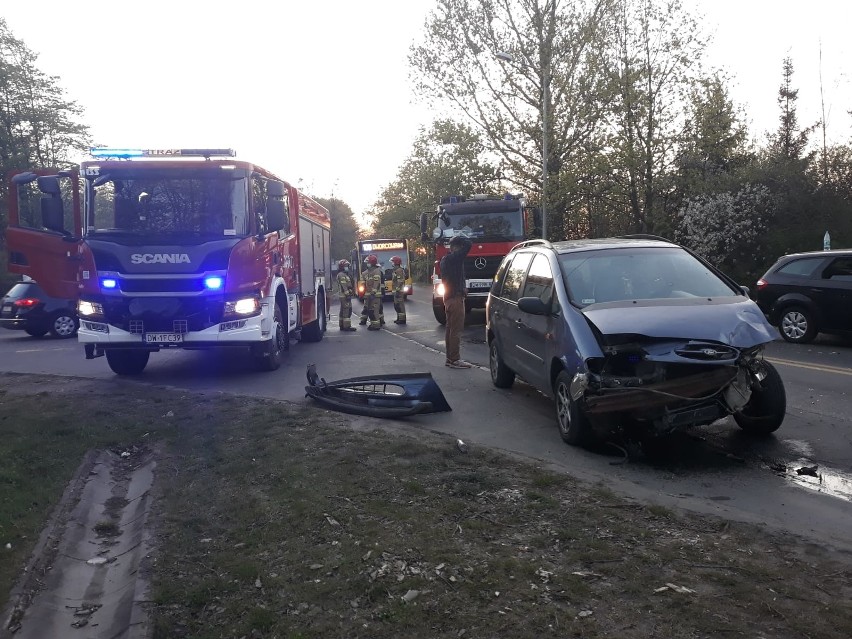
2,1,849,219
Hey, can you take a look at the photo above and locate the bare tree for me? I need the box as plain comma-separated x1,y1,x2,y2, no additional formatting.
602,0,707,234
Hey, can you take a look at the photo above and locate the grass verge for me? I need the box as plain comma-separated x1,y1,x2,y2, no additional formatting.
0,373,850,638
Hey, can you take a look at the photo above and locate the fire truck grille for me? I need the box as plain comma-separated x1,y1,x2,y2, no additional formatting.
464,256,501,279
119,277,206,293
104,297,224,333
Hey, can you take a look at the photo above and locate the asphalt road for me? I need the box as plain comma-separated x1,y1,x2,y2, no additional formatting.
1,293,851,553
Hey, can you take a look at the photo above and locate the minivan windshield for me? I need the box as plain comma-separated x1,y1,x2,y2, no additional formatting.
558,247,738,306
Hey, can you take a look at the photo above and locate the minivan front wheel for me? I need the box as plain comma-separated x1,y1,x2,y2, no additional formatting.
779,306,817,343
554,370,592,446
734,361,786,435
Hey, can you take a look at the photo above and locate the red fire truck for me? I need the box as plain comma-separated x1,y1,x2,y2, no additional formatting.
5,148,331,375
420,193,535,324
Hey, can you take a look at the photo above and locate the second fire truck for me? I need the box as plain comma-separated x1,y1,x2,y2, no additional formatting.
5,148,331,375
420,193,534,324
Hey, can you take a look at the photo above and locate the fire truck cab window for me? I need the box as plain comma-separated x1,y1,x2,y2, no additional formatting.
13,177,75,235
87,173,249,238
252,176,267,235
439,209,524,242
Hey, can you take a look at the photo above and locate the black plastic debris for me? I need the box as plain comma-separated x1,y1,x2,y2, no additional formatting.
305,364,452,418
795,465,819,477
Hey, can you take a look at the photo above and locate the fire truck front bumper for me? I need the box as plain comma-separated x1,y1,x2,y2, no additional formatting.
77,313,269,350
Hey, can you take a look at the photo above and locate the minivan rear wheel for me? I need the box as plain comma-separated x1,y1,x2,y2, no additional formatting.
779,306,817,343
554,370,592,446
489,340,515,388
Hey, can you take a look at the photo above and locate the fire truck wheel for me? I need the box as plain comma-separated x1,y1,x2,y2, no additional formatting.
301,295,326,343
254,303,286,371
106,349,150,376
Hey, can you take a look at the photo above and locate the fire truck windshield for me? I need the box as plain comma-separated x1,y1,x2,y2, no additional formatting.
84,172,249,240
437,210,524,242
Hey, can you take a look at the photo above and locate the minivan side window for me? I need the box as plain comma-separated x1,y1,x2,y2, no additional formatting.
777,257,824,277
521,253,554,305
500,252,533,302
823,257,852,281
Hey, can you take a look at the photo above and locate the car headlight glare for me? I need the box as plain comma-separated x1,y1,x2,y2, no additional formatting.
78,300,104,317
436,282,446,297
224,297,260,317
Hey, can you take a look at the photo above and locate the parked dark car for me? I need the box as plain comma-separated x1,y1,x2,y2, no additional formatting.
486,237,786,447
752,249,852,344
0,280,78,338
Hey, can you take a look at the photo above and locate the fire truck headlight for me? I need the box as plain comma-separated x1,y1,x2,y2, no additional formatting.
204,276,224,290
224,297,261,318
436,282,446,297
78,300,104,318
358,283,365,294
403,285,412,294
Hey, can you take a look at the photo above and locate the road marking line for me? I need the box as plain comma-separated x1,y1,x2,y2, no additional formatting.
767,357,852,376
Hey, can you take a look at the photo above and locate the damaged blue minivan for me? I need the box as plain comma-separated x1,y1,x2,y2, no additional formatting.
486,237,786,447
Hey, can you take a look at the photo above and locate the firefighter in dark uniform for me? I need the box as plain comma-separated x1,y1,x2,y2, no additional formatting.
358,256,370,326
335,259,357,331
362,254,383,331
359,257,386,326
390,255,407,324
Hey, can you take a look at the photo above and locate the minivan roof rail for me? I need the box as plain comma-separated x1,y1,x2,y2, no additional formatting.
616,234,673,243
512,239,553,250
512,239,553,251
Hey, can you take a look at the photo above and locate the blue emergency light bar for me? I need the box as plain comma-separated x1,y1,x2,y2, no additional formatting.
89,148,236,159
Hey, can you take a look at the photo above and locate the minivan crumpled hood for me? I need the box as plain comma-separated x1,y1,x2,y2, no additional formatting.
581,298,779,348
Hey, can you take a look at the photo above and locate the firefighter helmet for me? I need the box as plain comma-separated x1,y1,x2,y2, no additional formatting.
391,256,402,265
338,259,350,270
366,255,378,266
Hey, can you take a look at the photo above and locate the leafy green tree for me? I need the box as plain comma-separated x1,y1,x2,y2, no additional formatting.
369,119,500,281
675,73,752,199
675,184,774,283
0,18,90,255
409,0,613,240
757,57,821,259
806,143,852,251
768,57,816,164
315,197,361,266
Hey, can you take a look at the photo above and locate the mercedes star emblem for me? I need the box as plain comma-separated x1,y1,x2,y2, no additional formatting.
474,257,487,270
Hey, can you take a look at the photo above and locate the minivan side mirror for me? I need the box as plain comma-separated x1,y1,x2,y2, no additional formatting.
419,211,429,243
740,285,750,297
518,296,550,315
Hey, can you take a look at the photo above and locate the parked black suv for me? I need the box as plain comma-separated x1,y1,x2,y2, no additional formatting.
0,280,78,338
753,249,852,344
486,237,786,447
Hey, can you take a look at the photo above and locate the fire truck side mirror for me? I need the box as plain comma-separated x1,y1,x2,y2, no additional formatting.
266,180,290,234
419,211,429,243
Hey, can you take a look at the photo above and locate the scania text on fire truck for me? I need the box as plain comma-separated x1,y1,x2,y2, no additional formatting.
4,148,331,375
350,239,414,301
419,194,535,324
